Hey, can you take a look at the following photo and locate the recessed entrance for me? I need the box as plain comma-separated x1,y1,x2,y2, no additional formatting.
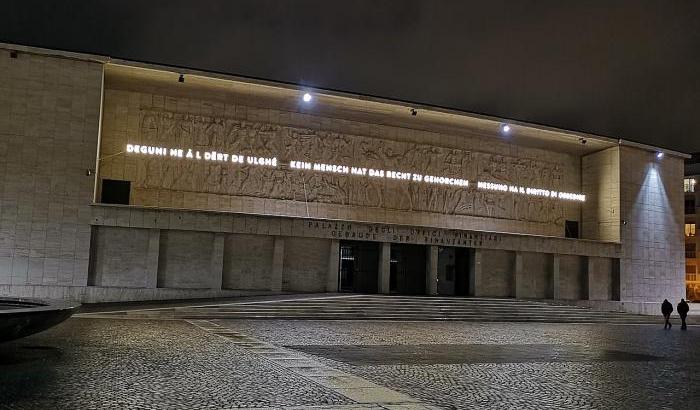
339,241,379,293
390,244,427,295
437,247,471,296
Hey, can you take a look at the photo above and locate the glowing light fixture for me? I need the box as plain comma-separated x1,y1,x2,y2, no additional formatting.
500,124,511,134
656,152,664,159
302,92,312,102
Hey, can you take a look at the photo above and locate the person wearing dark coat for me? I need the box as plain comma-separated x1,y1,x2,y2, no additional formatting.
662,299,673,329
678,299,690,330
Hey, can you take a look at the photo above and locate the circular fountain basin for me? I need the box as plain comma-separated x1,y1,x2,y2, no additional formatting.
0,298,80,343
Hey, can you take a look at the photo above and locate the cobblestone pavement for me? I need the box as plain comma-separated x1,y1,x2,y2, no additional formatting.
0,318,353,410
2,314,699,409
216,320,700,409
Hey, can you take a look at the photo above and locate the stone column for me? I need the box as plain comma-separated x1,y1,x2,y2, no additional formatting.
210,233,225,290
469,248,482,296
514,251,523,298
426,245,438,295
585,256,594,300
146,229,160,288
378,242,391,294
552,254,560,300
327,239,340,292
270,236,285,292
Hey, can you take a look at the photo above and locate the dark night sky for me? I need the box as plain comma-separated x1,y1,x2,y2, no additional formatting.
3,1,700,153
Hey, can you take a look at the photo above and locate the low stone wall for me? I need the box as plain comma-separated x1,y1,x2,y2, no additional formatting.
0,284,275,304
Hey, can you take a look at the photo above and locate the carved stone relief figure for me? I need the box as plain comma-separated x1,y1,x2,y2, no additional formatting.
106,108,577,225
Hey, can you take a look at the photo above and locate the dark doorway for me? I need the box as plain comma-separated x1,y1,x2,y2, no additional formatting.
339,241,379,293
390,244,426,295
437,247,471,296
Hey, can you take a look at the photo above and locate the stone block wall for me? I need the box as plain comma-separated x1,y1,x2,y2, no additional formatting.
558,254,586,300
517,252,554,299
475,249,515,297
587,256,617,301
157,230,216,288
222,233,274,290
282,237,331,292
0,50,102,288
88,226,153,288
618,146,685,303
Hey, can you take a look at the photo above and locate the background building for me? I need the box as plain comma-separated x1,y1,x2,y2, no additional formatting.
0,44,688,313
685,154,700,301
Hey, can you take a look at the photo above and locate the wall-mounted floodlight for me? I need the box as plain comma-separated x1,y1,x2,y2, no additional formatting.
500,123,511,135
302,92,312,102
656,152,664,159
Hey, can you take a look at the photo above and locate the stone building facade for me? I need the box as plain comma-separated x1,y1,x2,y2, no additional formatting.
684,155,699,301
0,44,687,313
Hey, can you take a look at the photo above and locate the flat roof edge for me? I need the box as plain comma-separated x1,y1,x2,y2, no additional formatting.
618,139,691,159
0,42,691,157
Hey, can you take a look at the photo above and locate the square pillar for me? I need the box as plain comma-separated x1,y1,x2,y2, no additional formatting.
469,248,482,296
426,245,438,295
327,239,340,292
270,236,285,292
145,229,160,289
585,256,593,300
552,254,561,300
210,233,225,290
378,242,391,294
514,251,523,298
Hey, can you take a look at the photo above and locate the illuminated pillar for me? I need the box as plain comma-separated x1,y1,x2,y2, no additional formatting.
210,233,225,290
552,254,560,300
270,236,285,292
426,245,438,295
327,240,340,292
378,242,391,294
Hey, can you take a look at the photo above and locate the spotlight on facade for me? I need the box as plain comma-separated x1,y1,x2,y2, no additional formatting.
656,152,664,159
500,124,511,135
302,92,312,102
178,74,184,83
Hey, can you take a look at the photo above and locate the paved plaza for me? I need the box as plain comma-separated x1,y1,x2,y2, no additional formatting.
1,301,698,409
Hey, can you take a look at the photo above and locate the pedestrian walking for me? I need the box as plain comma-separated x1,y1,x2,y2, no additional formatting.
662,299,673,329
678,298,690,330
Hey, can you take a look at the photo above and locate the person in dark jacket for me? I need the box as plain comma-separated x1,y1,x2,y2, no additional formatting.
662,299,673,329
678,298,690,330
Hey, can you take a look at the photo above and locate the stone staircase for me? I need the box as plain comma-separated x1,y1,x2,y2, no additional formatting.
86,294,660,324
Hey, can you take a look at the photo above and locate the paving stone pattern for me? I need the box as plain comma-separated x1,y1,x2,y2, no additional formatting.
2,310,700,409
0,318,351,410
217,320,700,410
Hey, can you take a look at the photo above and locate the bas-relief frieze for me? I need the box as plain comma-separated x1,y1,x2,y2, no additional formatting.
116,108,575,225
